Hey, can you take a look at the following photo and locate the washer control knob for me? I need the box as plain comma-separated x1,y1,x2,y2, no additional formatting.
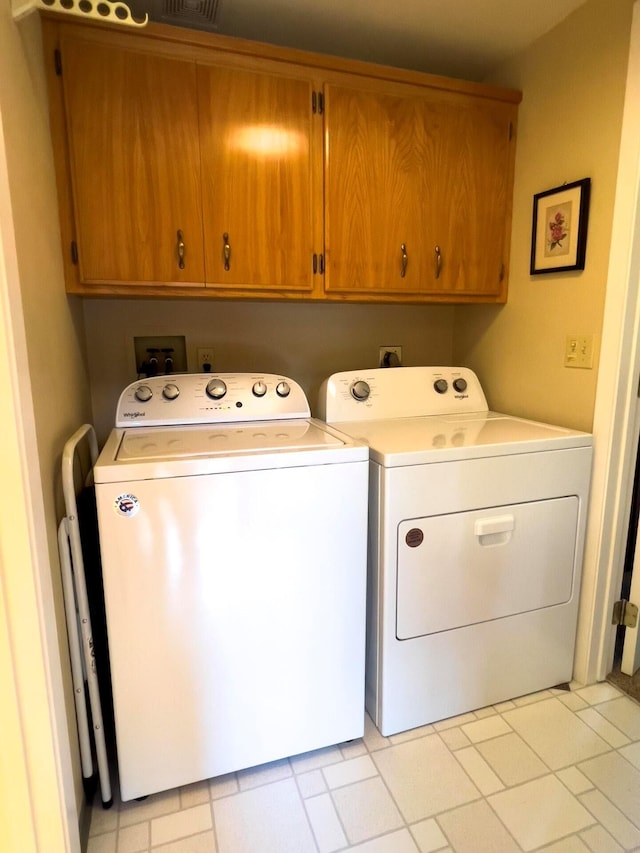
453,378,468,393
206,378,227,400
276,381,291,398
162,383,180,401
252,381,267,397
134,384,152,402
434,379,449,394
350,380,371,401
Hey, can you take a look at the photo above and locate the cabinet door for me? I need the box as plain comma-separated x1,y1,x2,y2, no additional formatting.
324,82,432,297
61,36,205,286
426,98,516,298
198,64,322,295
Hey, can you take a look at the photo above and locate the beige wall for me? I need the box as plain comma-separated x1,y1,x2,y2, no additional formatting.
84,299,454,442
453,0,634,433
1,3,95,838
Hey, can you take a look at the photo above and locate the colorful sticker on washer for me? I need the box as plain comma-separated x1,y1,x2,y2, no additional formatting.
405,528,424,548
114,494,140,518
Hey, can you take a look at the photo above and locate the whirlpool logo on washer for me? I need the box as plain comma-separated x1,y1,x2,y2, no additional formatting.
114,494,140,518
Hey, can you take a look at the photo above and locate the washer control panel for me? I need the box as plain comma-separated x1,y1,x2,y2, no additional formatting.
318,367,488,422
116,373,310,427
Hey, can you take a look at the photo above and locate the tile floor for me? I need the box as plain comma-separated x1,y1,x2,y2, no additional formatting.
86,681,640,853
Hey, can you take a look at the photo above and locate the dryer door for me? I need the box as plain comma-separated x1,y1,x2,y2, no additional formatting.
396,496,579,639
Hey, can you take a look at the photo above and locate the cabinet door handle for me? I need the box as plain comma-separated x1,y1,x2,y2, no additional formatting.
435,245,442,279
223,232,231,271
177,230,185,270
400,243,408,278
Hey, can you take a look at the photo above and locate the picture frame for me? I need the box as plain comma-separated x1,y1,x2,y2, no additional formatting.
530,178,591,275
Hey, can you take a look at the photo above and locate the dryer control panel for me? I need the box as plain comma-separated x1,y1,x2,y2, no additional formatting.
116,373,310,427
318,367,489,422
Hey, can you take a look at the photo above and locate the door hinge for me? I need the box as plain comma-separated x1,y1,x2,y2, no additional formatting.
312,91,324,115
54,49,62,76
71,241,78,265
612,599,638,628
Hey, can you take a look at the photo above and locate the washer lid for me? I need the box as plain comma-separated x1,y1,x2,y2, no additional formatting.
332,411,592,466
94,418,368,481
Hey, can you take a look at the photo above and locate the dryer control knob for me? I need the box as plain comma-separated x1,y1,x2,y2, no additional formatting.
276,381,291,398
350,380,371,401
434,379,449,394
206,378,227,400
252,381,267,397
162,383,180,401
453,378,468,393
134,384,153,402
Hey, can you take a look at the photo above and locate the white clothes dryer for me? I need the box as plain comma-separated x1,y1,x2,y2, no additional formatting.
318,366,593,736
94,373,368,800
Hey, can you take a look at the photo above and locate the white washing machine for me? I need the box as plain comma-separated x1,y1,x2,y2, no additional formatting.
94,373,368,800
318,366,593,736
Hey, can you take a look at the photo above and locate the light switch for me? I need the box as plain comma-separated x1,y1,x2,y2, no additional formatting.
564,334,594,369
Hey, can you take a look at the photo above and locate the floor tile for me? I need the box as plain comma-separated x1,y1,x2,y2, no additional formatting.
289,745,344,774
437,727,471,751
341,739,368,759
556,766,594,795
619,740,640,768
296,768,327,798
502,698,610,769
90,803,119,836
305,792,347,853
117,821,149,853
576,707,631,747
512,689,555,706
208,773,237,800
372,734,479,823
454,747,504,795
119,789,181,828
179,779,211,809
557,692,590,712
347,828,421,852
87,832,117,853
578,789,640,849
460,715,512,743
580,824,624,852
488,774,595,851
151,831,216,853
575,683,623,705
476,732,548,785
390,724,435,745
578,751,640,828
437,799,520,852
363,715,391,752
433,712,477,732
408,818,448,852
593,696,640,740
331,776,404,844
541,837,590,852
322,754,378,789
150,803,212,847
213,778,316,853
473,706,498,719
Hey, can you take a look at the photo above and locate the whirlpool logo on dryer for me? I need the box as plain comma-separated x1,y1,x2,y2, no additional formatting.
123,410,146,419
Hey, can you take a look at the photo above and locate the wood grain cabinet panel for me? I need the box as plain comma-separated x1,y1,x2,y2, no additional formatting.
198,65,322,294
44,19,519,302
60,35,206,287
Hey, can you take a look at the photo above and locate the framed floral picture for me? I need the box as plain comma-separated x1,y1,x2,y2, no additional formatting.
530,178,591,274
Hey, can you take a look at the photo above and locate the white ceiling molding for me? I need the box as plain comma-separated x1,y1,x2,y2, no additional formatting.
11,0,147,27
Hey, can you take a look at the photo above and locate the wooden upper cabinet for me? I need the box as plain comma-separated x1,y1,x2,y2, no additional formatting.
324,81,516,301
60,35,205,287
424,98,517,298
197,65,323,295
324,82,434,297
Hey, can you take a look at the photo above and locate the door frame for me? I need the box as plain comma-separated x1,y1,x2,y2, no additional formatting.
575,0,640,685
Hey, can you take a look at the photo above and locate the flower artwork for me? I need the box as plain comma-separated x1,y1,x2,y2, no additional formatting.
530,179,590,274
546,204,571,257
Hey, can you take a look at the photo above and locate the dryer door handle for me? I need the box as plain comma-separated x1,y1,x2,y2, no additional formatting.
474,514,515,539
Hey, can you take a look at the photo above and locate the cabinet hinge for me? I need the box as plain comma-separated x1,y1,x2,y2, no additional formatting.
70,241,78,265
312,91,324,115
612,599,638,628
54,49,62,76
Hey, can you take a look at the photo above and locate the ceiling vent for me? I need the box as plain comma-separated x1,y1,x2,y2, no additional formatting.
129,0,223,30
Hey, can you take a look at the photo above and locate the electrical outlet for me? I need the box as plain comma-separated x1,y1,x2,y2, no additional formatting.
197,347,214,372
379,345,402,367
564,334,594,369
